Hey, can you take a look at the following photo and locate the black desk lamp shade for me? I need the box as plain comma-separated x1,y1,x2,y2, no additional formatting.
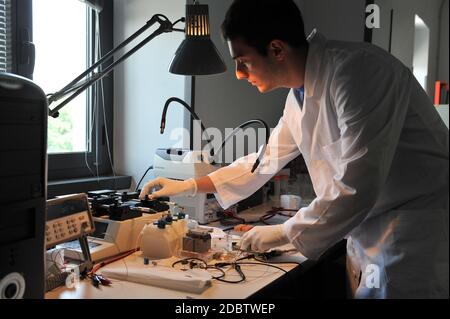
169,3,226,75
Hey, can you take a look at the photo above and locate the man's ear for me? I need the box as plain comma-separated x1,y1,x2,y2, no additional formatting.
268,40,286,61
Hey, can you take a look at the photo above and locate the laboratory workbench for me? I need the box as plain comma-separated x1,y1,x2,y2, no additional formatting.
45,202,347,299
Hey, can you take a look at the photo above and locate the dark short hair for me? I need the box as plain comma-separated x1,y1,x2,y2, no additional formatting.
221,0,307,56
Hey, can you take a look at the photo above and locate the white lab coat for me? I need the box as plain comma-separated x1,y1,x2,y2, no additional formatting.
208,30,449,298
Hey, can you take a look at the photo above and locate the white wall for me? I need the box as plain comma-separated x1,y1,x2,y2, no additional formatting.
412,20,431,89
372,0,443,97
438,0,449,82
113,0,185,187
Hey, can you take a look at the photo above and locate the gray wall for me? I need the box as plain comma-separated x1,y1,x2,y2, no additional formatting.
192,0,288,139
193,0,366,161
372,0,445,97
299,0,366,42
113,0,371,182
113,0,185,188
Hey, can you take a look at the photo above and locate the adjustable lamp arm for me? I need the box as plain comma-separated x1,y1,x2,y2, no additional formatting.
48,14,184,118
160,97,212,148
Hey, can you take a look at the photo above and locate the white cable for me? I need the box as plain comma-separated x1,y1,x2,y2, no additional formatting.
94,12,101,183
99,49,116,180
97,11,117,184
84,115,96,177
84,14,98,177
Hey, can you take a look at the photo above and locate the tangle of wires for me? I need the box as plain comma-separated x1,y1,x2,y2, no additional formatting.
218,210,247,227
219,206,298,231
259,207,297,225
170,250,300,284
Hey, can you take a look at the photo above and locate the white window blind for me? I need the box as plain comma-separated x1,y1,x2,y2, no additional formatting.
0,0,12,73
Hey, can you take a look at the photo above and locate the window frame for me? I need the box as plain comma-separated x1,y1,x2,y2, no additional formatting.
14,0,115,182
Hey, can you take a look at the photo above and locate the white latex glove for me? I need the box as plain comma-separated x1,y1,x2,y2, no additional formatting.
240,224,289,252
139,177,197,200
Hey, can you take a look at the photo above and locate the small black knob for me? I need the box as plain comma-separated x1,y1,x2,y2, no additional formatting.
157,219,167,229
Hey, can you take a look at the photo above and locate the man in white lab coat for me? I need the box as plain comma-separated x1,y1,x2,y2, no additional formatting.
141,0,449,298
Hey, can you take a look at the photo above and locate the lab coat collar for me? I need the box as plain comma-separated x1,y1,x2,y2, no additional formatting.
304,29,327,99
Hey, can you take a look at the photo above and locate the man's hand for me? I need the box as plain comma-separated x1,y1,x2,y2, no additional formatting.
240,224,289,252
139,177,197,200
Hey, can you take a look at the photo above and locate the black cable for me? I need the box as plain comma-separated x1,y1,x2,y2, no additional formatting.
218,211,247,227
171,258,227,281
135,165,153,192
236,254,255,261
171,255,292,285
212,259,290,284
172,17,185,28
213,264,246,284
236,261,287,274
171,258,208,269
160,97,212,148
239,252,301,296
209,119,270,173
171,258,244,283
259,207,297,225
221,226,235,232
205,266,226,280
252,256,301,266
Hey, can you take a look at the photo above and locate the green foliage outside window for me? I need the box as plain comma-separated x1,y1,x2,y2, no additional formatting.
48,110,74,153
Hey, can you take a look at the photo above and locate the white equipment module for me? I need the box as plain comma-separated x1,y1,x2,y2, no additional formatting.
153,148,223,224
58,213,164,262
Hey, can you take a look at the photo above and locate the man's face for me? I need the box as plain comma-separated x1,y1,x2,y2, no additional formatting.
228,38,280,93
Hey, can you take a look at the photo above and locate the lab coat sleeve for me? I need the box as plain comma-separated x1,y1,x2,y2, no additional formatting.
208,102,301,209
284,51,412,260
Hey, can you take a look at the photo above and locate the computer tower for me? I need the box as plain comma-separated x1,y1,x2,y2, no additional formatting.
0,73,47,299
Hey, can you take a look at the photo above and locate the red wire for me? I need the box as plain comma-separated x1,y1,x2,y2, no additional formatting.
89,249,137,275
